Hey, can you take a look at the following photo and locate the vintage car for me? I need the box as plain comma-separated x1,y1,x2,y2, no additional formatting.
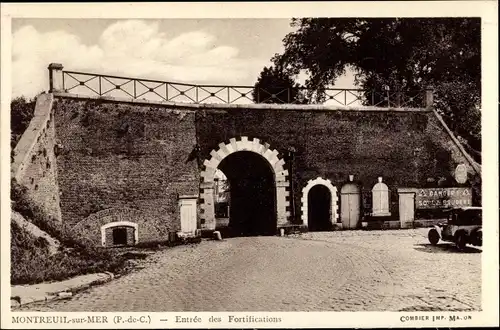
428,206,482,250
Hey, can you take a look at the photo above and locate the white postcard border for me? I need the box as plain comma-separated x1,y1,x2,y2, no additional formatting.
1,2,498,328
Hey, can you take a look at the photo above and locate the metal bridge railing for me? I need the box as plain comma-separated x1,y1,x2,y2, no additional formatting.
48,64,432,108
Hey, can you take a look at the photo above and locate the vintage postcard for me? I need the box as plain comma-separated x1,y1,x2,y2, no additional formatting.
1,1,498,328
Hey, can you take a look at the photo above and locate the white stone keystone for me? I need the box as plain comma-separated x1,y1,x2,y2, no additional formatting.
251,138,260,152
225,142,235,154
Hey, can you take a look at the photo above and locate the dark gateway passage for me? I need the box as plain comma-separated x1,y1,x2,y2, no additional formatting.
308,185,332,231
218,151,276,236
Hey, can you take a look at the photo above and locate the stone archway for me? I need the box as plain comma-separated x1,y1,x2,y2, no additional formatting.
200,136,290,232
301,177,339,229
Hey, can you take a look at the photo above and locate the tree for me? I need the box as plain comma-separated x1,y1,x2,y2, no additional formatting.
272,18,481,158
11,96,37,149
252,65,306,104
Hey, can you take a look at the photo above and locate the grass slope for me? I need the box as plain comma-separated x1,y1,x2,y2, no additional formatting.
10,179,128,285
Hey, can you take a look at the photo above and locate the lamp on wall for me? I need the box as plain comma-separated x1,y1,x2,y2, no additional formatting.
286,146,296,161
186,144,201,167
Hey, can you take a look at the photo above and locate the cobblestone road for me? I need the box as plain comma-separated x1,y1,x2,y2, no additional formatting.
19,229,481,312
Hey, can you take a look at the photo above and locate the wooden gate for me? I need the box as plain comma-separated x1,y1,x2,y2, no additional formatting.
340,183,361,229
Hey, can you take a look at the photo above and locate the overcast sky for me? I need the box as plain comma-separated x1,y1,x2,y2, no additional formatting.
11,18,356,99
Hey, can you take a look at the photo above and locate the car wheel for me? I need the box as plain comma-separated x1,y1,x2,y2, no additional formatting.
455,232,467,250
476,230,482,246
471,228,482,246
428,229,440,245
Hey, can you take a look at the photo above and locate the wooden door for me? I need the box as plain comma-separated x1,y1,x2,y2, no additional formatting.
399,193,415,228
341,184,361,229
179,198,198,233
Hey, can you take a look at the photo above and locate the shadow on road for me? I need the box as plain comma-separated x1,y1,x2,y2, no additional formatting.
414,243,482,254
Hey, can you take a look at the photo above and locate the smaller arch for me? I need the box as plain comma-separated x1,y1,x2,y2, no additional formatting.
301,177,339,228
101,221,138,247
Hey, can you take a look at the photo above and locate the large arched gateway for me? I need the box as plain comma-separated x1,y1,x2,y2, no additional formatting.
200,137,289,235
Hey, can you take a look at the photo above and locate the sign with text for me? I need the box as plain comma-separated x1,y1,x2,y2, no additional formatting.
416,187,472,209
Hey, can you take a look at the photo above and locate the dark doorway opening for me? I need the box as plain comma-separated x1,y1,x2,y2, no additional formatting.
112,227,128,245
308,185,332,231
218,151,276,237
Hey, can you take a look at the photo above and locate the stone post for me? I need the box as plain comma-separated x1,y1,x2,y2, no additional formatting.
425,86,434,109
286,146,296,223
48,63,64,92
200,181,216,231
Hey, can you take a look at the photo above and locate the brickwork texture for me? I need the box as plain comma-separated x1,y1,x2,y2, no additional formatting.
53,99,199,244
195,107,481,224
13,94,481,245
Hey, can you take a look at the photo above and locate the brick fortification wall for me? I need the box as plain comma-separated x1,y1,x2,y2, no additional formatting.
53,98,199,243
195,106,480,223
11,93,62,221
50,95,480,240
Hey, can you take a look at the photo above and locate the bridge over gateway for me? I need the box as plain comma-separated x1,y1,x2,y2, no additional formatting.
11,63,481,248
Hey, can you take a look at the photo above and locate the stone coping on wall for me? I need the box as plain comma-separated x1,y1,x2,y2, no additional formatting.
53,92,431,113
431,109,482,176
11,93,54,180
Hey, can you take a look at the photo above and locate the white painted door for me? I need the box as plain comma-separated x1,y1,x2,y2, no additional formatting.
180,199,197,233
349,194,361,228
341,184,361,229
399,193,415,228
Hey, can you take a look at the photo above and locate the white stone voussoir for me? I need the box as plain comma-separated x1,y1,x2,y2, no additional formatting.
274,159,285,171
210,150,222,162
251,138,261,152
203,158,219,170
276,169,289,177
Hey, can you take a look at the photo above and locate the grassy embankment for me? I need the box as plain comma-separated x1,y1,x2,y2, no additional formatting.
10,96,200,285
10,180,151,285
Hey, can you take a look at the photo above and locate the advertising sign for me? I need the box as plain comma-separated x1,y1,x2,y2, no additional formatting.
416,187,472,209
454,164,468,184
